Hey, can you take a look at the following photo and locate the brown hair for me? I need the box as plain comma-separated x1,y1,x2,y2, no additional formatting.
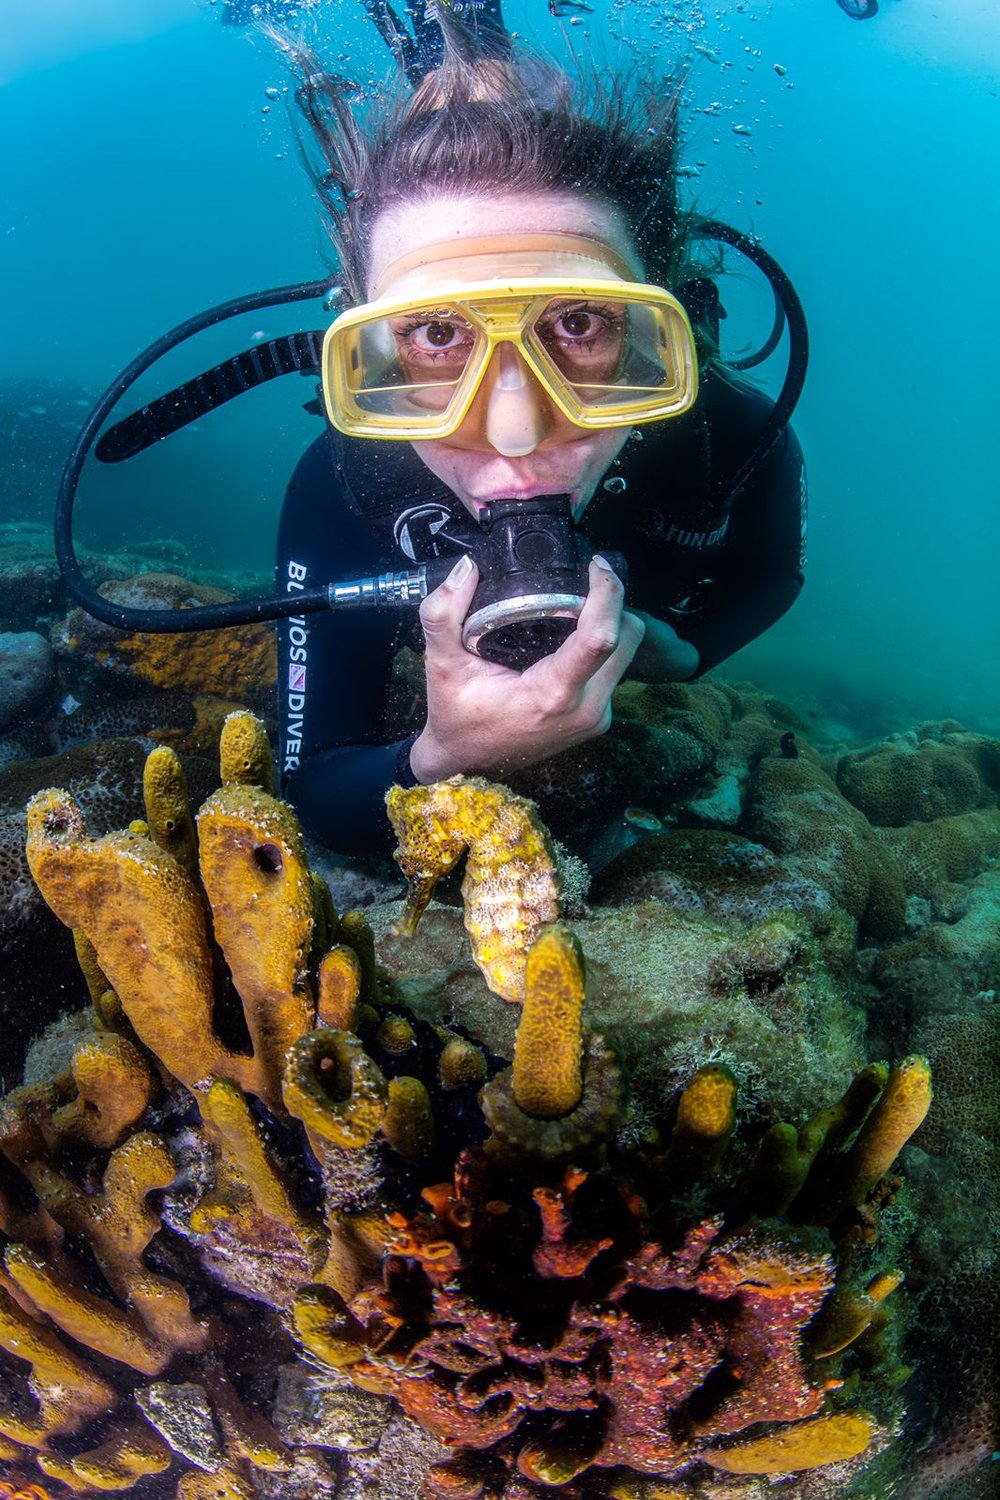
282,17,690,303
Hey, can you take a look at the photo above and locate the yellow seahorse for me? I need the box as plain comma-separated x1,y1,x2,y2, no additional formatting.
385,776,561,1003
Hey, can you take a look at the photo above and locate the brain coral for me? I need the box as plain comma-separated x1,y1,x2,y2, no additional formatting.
834,723,1000,827
0,731,935,1500
745,755,906,942
502,679,731,838
875,809,1000,902
589,828,833,930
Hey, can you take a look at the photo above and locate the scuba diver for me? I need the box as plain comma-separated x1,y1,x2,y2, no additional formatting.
273,7,808,852
56,0,808,858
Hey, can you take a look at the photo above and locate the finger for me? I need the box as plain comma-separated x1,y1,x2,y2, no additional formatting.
560,609,644,740
419,555,480,659
540,556,625,689
583,608,645,700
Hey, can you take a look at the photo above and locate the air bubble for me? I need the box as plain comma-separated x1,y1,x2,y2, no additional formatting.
602,476,628,494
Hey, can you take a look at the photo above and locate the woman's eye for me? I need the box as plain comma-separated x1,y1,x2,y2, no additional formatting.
539,303,624,349
392,315,475,363
415,320,464,350
557,309,598,339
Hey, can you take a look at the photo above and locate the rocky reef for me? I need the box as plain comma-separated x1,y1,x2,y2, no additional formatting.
0,524,280,1075
0,715,959,1500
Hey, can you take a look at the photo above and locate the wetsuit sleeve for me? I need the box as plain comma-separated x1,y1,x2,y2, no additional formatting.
276,437,419,856
681,421,807,676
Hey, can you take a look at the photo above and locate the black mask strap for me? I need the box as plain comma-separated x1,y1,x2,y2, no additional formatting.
95,331,325,463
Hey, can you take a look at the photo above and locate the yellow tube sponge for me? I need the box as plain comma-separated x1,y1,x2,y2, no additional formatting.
811,1270,904,1358
512,924,585,1120
142,744,199,877
317,945,362,1031
481,1031,623,1162
382,1076,435,1160
291,1282,368,1369
37,1418,171,1492
25,790,230,1091
703,1412,876,1474
72,928,111,1011
748,1064,888,1215
310,872,338,965
51,1033,154,1151
27,1132,208,1360
196,784,315,1112
4,1243,170,1376
661,1063,737,1187
338,910,381,1006
219,708,274,793
438,1037,487,1091
192,1077,325,1282
282,1029,388,1152
0,1285,117,1445
829,1056,933,1217
387,776,561,1002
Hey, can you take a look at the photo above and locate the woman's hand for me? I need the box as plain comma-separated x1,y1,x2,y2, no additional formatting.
409,553,645,783
629,610,701,683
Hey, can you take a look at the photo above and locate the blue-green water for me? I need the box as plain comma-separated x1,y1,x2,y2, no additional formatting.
1,0,997,730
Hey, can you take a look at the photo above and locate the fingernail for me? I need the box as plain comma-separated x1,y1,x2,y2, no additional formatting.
444,553,475,588
590,553,619,580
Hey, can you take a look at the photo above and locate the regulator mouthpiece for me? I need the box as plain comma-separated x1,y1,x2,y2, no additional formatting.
457,495,626,670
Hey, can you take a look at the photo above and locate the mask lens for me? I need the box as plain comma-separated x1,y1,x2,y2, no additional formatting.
348,307,480,417
529,297,689,410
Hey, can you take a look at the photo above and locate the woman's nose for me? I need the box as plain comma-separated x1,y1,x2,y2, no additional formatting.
482,343,550,456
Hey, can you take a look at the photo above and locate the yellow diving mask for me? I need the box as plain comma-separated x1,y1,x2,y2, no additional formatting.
321,236,699,440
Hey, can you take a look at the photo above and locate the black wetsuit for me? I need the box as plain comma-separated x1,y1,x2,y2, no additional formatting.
277,375,806,854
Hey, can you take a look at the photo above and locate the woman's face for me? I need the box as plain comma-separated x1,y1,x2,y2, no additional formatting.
366,192,640,519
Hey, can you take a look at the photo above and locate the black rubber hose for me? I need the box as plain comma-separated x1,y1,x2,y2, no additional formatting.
691,218,809,499
55,278,339,633
729,289,785,371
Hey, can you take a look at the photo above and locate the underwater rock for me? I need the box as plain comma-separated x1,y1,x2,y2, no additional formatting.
901,1000,1000,1499
1,731,937,1498
371,891,867,1133
53,572,277,702
681,687,818,830
0,631,55,731
501,678,730,840
0,525,66,631
746,754,906,942
590,827,834,931
875,808,1000,903
49,690,226,755
872,867,1000,1019
833,722,1000,826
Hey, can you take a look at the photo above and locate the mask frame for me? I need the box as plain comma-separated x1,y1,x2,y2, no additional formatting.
53,219,808,635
